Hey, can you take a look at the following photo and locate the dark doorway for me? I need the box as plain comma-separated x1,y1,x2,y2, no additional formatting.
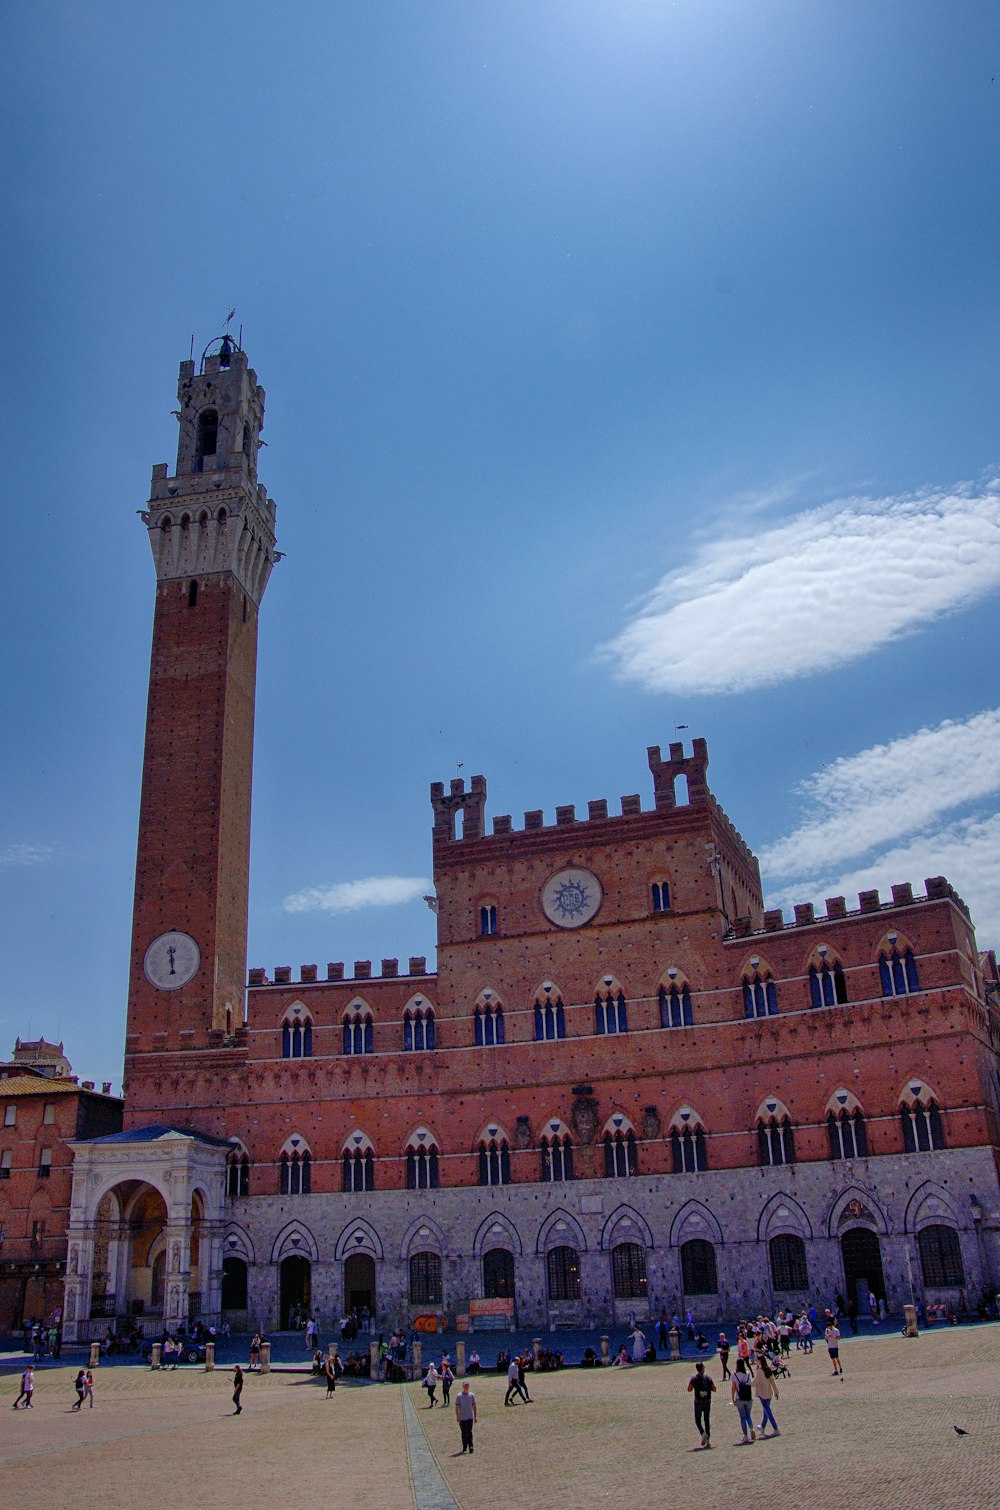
279,1256,311,1328
221,1256,248,1312
840,1227,885,1309
482,1247,516,1300
344,1253,375,1317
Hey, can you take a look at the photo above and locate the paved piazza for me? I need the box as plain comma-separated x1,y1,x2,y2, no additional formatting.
2,1327,998,1509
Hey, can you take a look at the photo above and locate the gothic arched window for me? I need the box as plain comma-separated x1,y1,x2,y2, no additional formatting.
743,972,779,1018
809,959,848,1007
659,982,693,1028
769,1233,808,1290
917,1224,965,1287
545,1245,581,1302
477,1137,511,1187
611,1242,648,1299
880,946,920,996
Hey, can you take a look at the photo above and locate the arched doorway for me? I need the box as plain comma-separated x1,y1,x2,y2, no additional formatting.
344,1253,376,1317
280,1256,311,1328
221,1257,248,1313
841,1227,885,1311
482,1248,515,1300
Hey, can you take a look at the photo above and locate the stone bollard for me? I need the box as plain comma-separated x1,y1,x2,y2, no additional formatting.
328,1342,339,1365
150,1342,162,1370
369,1340,379,1380
89,1341,101,1369
412,1340,422,1382
260,1341,271,1374
903,1304,919,1337
532,1337,542,1368
600,1335,610,1366
205,1342,215,1371
456,1340,465,1378
668,1325,681,1361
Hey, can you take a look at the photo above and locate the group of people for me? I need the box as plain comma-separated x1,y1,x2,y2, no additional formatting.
22,1320,62,1361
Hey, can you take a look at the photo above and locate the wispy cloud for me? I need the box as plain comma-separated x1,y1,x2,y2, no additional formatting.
282,875,431,915
0,843,53,867
764,812,1000,951
760,709,1000,878
600,481,1000,694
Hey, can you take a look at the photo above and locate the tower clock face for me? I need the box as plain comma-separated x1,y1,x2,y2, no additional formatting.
143,930,201,990
541,868,603,929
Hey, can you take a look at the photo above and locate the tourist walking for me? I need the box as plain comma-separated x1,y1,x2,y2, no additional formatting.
630,1325,646,1363
249,1333,262,1371
83,1369,95,1408
72,1368,87,1410
753,1354,780,1435
424,1362,439,1406
232,1364,244,1414
455,1380,477,1454
12,1366,35,1409
717,1332,731,1380
825,1320,844,1376
687,1360,716,1448
731,1358,755,1444
504,1356,530,1405
441,1361,454,1405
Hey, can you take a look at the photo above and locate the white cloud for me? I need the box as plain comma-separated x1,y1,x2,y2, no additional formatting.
0,843,53,867
282,875,432,915
760,709,1000,878
763,812,1000,952
601,481,1000,694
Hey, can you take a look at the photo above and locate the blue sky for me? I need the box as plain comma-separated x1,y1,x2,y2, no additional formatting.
2,1,999,1087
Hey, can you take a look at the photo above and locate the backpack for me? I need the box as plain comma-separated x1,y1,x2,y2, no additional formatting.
737,1376,752,1401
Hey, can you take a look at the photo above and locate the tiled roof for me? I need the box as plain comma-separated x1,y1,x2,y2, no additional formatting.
0,1075,81,1097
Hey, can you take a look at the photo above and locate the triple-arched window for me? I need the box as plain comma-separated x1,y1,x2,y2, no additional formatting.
671,1109,707,1172
880,946,920,997
900,1083,945,1151
478,1134,511,1187
279,1146,311,1195
281,1011,313,1059
405,1131,439,1190
659,979,693,1028
604,1124,638,1178
474,1002,505,1045
809,957,848,1007
827,1092,868,1159
534,994,566,1041
342,1005,373,1056
743,971,779,1018
756,1098,795,1166
342,1134,375,1192
595,986,628,1035
540,1124,574,1182
226,1147,250,1198
404,1004,435,1051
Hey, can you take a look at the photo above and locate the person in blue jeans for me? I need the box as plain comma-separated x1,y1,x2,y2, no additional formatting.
730,1358,755,1443
686,1361,716,1448
753,1354,780,1435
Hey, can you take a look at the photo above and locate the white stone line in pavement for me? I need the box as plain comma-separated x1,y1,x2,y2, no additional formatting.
401,1384,461,1510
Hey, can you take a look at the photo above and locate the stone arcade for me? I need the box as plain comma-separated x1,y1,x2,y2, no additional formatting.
61,338,1000,1340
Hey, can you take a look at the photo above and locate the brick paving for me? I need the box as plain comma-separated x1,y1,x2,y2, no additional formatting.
1,1325,998,1509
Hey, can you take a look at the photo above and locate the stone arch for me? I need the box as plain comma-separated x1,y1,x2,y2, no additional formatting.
601,1112,637,1139
903,1180,961,1235
825,1087,864,1117
669,1198,723,1248
601,1203,654,1252
756,1191,813,1243
739,951,777,982
472,1211,523,1258
222,1223,256,1264
593,970,627,997
898,1076,941,1107
270,1220,319,1264
399,1213,447,1261
334,1218,384,1262
754,1095,792,1125
341,1129,375,1155
668,1104,706,1133
402,1125,439,1155
826,1187,889,1238
536,1208,588,1256
277,999,311,1027
475,1118,512,1150
805,942,846,971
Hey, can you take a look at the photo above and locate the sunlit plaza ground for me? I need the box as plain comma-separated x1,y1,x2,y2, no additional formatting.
2,1324,999,1510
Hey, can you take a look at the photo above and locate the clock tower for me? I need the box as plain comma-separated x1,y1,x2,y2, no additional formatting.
123,336,277,1124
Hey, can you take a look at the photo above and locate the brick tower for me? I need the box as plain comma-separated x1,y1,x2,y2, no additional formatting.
123,337,277,1125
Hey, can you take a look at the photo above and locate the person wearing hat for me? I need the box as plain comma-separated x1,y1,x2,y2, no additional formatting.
687,1360,716,1448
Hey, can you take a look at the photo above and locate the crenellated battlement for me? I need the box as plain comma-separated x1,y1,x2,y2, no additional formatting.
430,740,757,873
248,956,432,988
726,875,970,940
